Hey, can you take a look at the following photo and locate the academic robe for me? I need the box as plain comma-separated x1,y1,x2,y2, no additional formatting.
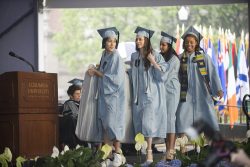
162,55,180,133
176,52,222,133
130,50,168,138
97,49,126,141
62,100,79,119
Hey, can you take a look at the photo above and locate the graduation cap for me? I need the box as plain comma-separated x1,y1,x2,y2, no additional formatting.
134,26,154,39
160,31,177,44
97,27,119,39
97,27,119,49
181,26,203,42
68,78,84,86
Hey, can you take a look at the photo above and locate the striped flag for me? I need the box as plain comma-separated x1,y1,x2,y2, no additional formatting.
227,42,238,127
217,39,227,114
232,38,237,78
236,40,249,106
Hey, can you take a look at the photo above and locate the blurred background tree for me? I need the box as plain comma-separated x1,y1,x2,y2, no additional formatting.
51,3,248,73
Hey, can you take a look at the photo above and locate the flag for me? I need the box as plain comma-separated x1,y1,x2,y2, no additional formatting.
231,39,237,78
227,42,238,127
207,39,218,67
175,25,181,55
236,41,249,106
223,30,230,71
217,39,227,114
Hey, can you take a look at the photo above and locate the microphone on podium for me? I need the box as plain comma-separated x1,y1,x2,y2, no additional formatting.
9,51,35,72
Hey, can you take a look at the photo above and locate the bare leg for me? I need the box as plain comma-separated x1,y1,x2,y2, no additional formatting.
113,140,122,153
165,133,176,160
146,137,153,162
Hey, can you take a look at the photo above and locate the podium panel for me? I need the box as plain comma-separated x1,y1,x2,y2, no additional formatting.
0,71,58,158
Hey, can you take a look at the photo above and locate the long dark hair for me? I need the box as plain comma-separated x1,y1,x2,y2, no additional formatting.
135,37,153,70
160,42,178,62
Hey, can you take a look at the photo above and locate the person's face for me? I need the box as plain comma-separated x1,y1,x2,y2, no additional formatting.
135,36,145,49
160,42,169,53
105,37,116,52
184,36,197,54
71,90,81,102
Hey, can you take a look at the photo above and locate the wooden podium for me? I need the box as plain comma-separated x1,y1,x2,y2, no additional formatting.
0,71,58,158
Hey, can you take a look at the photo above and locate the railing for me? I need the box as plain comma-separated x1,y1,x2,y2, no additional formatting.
215,103,249,124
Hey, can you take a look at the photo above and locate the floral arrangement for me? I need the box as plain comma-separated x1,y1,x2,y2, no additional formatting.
0,145,104,167
1,130,249,167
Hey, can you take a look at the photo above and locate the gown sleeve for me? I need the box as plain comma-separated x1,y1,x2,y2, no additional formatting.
102,51,125,95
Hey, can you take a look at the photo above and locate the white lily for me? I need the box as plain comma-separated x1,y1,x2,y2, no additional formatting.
135,143,142,151
4,147,12,162
75,145,81,149
196,145,200,153
64,145,70,152
176,135,189,147
246,130,250,139
51,146,59,158
134,133,148,152
141,141,148,154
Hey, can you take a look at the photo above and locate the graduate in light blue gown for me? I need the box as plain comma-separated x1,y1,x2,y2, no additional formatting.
176,26,223,138
130,26,168,164
87,27,126,166
160,32,180,161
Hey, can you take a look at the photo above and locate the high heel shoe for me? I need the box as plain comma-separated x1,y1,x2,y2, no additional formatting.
166,149,176,161
141,149,153,166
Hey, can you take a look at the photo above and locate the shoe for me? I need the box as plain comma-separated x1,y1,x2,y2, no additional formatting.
141,149,153,166
146,150,153,162
141,160,153,167
111,153,126,167
165,149,176,161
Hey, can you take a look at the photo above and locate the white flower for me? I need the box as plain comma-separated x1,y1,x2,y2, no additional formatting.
176,136,189,147
64,145,70,152
142,141,148,151
51,146,59,158
4,147,12,162
34,156,39,161
196,145,200,153
75,145,81,149
141,141,148,154
246,130,250,139
134,133,148,152
135,143,142,151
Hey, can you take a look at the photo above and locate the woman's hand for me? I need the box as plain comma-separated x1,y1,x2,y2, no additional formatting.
147,53,162,71
88,68,96,76
217,90,224,99
147,53,156,65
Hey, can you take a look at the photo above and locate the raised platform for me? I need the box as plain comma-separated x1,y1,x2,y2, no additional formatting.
219,123,248,141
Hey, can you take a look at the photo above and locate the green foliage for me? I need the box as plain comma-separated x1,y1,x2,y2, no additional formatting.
35,146,103,167
51,4,247,73
16,156,27,167
0,148,12,167
190,133,206,147
176,146,209,167
234,138,250,155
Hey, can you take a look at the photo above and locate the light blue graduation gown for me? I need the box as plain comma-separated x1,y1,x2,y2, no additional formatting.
176,52,222,133
97,49,126,141
162,55,180,133
130,50,168,138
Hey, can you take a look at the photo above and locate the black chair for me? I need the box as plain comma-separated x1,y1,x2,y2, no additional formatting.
242,94,250,130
